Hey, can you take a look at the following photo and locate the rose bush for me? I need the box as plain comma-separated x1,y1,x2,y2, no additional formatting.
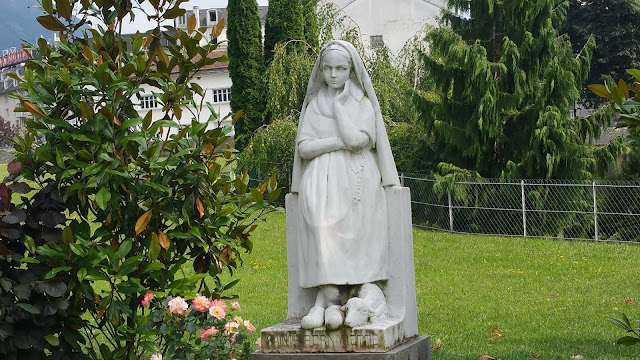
140,294,256,360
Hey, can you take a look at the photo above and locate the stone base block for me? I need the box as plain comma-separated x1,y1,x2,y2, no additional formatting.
260,319,412,353
251,335,431,360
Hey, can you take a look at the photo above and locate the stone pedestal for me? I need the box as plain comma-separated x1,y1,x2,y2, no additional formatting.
252,336,431,360
260,319,407,352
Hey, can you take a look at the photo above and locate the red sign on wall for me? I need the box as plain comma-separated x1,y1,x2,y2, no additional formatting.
0,49,31,70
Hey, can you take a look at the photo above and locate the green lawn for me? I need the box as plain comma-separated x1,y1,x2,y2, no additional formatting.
224,212,640,359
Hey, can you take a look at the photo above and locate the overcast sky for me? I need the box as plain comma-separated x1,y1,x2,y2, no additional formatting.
119,0,269,33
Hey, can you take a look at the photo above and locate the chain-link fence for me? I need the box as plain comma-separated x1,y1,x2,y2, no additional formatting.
403,174,640,243
243,162,640,242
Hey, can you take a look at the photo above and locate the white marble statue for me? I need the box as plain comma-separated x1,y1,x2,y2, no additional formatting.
290,40,400,329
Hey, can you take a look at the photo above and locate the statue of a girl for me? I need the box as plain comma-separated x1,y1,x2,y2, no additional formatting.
290,40,400,329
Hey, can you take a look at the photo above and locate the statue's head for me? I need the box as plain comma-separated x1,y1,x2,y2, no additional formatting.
321,44,352,91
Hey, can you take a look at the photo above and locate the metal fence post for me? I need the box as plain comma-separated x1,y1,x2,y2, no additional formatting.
593,181,598,242
521,180,527,237
448,190,454,232
400,173,404,187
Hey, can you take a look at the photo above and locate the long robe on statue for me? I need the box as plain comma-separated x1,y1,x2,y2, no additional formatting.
291,40,400,289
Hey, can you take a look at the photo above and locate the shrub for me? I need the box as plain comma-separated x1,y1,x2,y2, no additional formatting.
11,0,276,358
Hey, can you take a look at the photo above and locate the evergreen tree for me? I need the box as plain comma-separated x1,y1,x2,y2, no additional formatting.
302,0,320,51
264,0,304,64
414,0,622,179
227,0,267,150
561,0,640,105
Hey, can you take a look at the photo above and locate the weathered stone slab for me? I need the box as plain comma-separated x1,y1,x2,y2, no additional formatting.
252,335,431,360
260,318,407,353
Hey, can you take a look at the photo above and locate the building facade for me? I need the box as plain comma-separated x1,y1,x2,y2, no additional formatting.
329,0,447,53
0,48,32,129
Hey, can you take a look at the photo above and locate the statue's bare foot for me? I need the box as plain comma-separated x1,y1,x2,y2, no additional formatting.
301,306,325,329
324,305,344,330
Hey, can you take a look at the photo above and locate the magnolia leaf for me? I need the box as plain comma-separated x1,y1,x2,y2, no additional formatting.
203,143,214,154
149,233,160,261
627,69,640,82
196,197,204,219
212,17,225,39
82,45,93,62
187,13,197,34
588,84,611,100
270,173,277,190
36,15,66,32
163,6,186,19
56,0,73,21
158,230,170,251
135,209,152,235
77,267,87,282
42,0,54,14
232,109,243,126
62,226,72,245
157,46,170,67
22,101,49,119
618,79,629,99
143,110,153,130
95,186,111,210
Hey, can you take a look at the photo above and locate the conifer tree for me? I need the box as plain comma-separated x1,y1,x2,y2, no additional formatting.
227,0,267,150
302,0,320,51
264,0,304,64
414,0,622,179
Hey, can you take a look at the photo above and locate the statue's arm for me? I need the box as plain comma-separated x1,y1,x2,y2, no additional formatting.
298,137,347,159
334,105,370,150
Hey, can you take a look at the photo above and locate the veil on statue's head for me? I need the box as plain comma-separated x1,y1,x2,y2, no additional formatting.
290,40,399,193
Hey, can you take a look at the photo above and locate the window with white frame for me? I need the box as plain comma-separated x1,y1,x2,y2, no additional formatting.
208,10,217,23
140,95,158,109
17,117,25,128
211,88,230,104
177,14,187,27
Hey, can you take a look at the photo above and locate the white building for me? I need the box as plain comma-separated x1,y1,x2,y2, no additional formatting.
0,48,32,129
329,0,447,53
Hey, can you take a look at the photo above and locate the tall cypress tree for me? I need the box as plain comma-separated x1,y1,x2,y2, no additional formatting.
414,0,621,179
264,0,304,63
227,0,266,150
302,0,319,51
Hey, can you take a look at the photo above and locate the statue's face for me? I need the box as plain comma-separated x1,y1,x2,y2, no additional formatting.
322,50,350,90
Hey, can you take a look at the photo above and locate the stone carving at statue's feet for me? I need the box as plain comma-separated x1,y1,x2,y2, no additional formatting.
300,283,389,330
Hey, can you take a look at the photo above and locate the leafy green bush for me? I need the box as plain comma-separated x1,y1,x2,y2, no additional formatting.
10,0,276,358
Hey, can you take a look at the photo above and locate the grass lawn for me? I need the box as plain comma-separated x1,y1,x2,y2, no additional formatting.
223,211,640,359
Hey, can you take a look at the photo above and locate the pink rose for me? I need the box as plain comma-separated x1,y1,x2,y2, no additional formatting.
209,305,226,320
200,326,219,340
141,292,154,307
225,321,240,336
244,320,256,334
192,295,210,312
210,299,227,310
150,354,162,360
231,300,241,311
168,296,188,315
